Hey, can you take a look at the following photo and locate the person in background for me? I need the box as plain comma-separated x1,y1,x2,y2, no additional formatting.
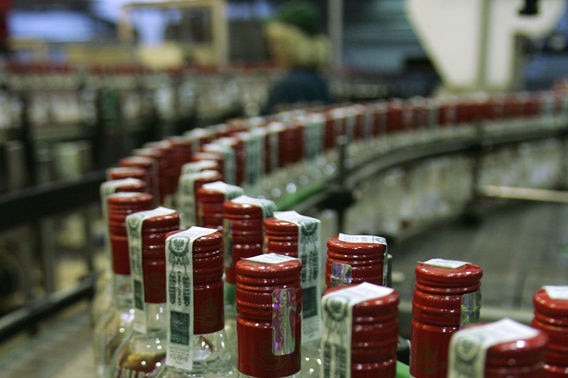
261,0,333,115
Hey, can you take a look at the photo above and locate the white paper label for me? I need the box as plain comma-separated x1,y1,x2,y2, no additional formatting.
274,211,322,343
127,207,177,333
232,195,277,219
338,233,386,245
181,160,217,175
202,181,243,200
304,116,323,161
241,132,264,186
448,318,539,378
321,283,394,378
245,253,298,265
165,226,216,370
177,170,218,228
266,122,284,172
423,258,468,269
544,285,568,300
203,143,237,185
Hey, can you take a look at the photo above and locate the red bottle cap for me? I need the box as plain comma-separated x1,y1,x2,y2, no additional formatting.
326,234,387,287
323,284,400,376
236,254,302,378
167,136,193,176
107,166,148,182
415,259,483,293
532,286,568,368
108,192,154,275
138,210,180,303
191,151,224,180
119,156,158,202
166,228,225,334
449,319,548,378
196,181,243,229
135,145,174,203
223,196,276,284
264,217,298,256
411,258,483,378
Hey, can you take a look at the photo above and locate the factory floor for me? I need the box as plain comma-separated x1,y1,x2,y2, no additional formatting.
0,201,567,377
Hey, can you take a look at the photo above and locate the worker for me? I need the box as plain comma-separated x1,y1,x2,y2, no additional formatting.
261,0,333,115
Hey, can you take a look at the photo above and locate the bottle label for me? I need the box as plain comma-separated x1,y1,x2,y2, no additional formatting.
165,226,217,371
321,283,394,378
274,211,322,343
202,181,243,201
178,171,217,229
127,206,177,334
461,290,481,326
223,218,234,269
204,143,237,185
544,285,568,300
338,233,387,245
272,287,297,356
245,253,298,265
232,195,277,219
181,160,216,175
100,178,143,219
241,131,264,186
423,258,468,269
304,115,324,161
330,262,353,287
267,122,283,172
448,318,539,378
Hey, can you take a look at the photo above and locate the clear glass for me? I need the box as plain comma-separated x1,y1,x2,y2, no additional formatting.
112,303,168,378
93,273,134,378
223,281,238,369
155,330,235,377
300,339,321,377
91,271,112,325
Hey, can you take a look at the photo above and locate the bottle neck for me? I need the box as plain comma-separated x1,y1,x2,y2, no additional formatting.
143,302,168,333
112,273,133,309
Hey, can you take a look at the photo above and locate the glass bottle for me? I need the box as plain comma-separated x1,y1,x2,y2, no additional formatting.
119,155,160,205
325,233,388,289
448,318,548,378
222,195,276,285
177,170,222,229
321,282,400,378
195,181,243,229
263,211,322,377
92,178,149,326
112,207,180,378
156,226,234,377
410,258,483,378
107,166,149,185
222,195,277,371
236,253,302,378
531,285,568,377
134,146,172,206
94,192,154,378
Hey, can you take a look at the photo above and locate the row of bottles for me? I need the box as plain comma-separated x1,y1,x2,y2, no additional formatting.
92,173,568,377
89,88,568,377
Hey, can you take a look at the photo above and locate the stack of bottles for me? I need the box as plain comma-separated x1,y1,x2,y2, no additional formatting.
90,89,568,377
